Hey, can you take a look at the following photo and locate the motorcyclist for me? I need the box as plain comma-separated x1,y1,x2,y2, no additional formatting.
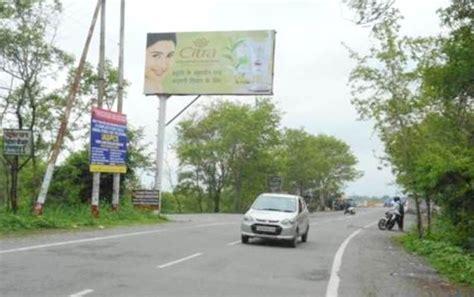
393,196,404,231
344,200,353,214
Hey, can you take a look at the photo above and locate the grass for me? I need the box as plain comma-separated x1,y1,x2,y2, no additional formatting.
0,203,168,237
399,231,474,287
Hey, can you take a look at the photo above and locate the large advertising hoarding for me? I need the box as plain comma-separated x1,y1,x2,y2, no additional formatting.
2,129,32,156
90,108,128,173
144,30,275,95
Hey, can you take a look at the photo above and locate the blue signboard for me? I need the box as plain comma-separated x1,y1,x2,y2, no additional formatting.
90,108,128,173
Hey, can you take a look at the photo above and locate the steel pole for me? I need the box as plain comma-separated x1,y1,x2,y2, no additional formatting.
155,95,169,213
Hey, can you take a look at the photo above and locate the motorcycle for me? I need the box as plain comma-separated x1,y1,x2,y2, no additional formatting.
344,206,355,215
378,208,399,230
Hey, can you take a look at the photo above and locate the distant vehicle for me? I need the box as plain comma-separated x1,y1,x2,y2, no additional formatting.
241,193,310,248
344,205,356,215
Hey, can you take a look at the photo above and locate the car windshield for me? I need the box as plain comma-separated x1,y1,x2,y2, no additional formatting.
252,196,296,212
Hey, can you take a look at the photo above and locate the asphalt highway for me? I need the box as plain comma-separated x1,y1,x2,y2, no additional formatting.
1,208,468,297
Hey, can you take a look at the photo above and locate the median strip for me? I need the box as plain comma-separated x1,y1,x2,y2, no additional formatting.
158,252,203,269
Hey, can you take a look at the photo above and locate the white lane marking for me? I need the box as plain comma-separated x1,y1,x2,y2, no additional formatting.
325,220,378,297
227,240,241,246
364,221,378,229
158,252,203,269
70,289,94,297
0,222,234,255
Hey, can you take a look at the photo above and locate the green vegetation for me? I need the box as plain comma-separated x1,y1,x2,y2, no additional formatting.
344,0,473,288
345,0,473,246
174,98,361,213
0,201,167,236
400,225,474,287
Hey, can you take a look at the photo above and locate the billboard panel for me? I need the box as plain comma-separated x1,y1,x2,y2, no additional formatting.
89,108,128,173
144,30,275,95
2,129,32,156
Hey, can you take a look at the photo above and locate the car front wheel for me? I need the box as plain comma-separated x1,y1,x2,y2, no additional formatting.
289,228,298,247
241,235,249,244
301,225,309,242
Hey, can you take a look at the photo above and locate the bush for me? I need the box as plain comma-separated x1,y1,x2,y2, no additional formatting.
400,231,474,286
0,203,167,235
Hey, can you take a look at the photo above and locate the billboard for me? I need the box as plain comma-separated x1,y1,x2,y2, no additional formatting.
2,129,32,156
89,108,128,173
144,30,275,95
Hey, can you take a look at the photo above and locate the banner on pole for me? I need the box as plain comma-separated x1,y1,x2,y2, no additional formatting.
90,108,128,173
2,129,33,156
144,30,276,95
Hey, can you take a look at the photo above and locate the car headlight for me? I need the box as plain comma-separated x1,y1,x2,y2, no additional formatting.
281,218,296,226
243,215,254,223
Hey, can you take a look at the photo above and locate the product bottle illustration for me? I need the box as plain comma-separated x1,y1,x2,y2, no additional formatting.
247,35,272,92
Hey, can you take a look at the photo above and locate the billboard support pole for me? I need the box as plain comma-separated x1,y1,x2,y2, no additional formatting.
112,0,125,212
155,95,169,214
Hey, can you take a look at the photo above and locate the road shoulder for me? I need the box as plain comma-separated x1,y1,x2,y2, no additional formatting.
338,213,474,297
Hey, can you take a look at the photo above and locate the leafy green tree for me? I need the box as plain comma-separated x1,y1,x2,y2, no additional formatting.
0,0,71,212
345,0,473,242
281,129,362,210
175,99,281,213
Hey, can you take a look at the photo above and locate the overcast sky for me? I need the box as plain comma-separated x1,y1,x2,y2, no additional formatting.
55,0,449,197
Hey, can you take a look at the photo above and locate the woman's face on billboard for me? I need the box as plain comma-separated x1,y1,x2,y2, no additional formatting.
145,40,176,87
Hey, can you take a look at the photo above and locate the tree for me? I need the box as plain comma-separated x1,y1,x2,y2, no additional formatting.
175,98,281,213
345,5,441,236
0,0,71,212
342,0,395,25
281,129,362,210
345,0,474,241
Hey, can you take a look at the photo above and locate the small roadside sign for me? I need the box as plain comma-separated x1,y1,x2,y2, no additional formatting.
2,129,32,156
132,190,160,210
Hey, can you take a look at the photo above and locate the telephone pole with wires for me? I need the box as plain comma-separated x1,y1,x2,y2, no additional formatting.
34,0,102,215
91,0,106,218
112,0,125,211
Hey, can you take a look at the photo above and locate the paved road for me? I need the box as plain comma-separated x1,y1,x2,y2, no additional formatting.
0,208,471,297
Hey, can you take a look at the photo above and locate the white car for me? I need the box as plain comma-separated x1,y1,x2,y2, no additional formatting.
241,193,310,247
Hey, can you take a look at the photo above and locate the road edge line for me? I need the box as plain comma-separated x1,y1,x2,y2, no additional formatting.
325,221,377,297
0,222,234,255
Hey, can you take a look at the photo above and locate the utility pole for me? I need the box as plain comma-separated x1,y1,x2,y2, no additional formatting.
91,0,106,218
112,0,125,211
34,0,101,215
